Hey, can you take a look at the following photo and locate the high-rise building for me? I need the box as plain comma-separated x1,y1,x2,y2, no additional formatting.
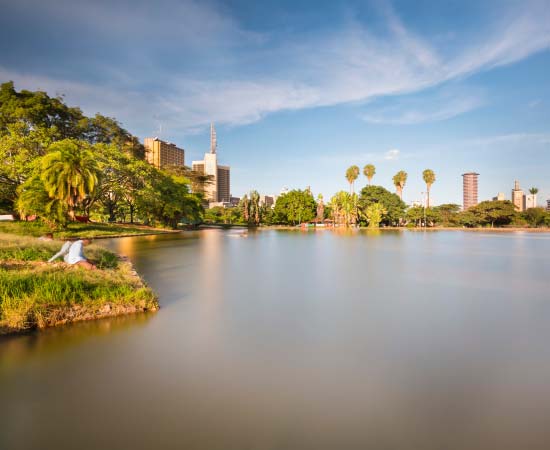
260,195,275,208
462,172,479,210
511,180,525,211
546,199,550,211
144,137,184,168
192,123,231,203
492,192,505,201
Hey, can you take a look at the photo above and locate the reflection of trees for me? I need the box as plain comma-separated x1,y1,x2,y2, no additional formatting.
0,313,153,370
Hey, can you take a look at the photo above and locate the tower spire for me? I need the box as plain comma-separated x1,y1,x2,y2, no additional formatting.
210,122,217,154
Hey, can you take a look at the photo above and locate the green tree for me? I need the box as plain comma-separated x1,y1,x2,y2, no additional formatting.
469,200,516,227
422,169,436,207
359,185,406,226
274,190,316,225
240,194,250,223
16,174,67,227
522,207,546,227
346,165,360,194
363,164,376,185
329,191,358,227
249,190,261,226
364,203,386,228
40,139,100,221
392,170,407,200
433,204,461,226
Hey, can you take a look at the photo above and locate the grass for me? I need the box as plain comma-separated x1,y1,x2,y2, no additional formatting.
0,220,175,239
0,232,158,334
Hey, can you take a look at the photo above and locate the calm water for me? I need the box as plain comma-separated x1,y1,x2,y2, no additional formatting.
1,229,550,450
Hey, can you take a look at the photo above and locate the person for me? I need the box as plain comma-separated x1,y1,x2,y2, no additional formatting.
48,239,96,270
48,240,72,262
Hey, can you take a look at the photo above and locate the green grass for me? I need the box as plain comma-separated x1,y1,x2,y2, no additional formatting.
0,232,158,333
0,233,118,268
0,220,173,239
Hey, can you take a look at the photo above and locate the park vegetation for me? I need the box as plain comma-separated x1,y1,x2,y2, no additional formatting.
0,232,158,334
205,163,550,229
0,82,203,229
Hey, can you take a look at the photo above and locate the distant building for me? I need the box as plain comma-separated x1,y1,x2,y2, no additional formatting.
192,124,231,203
260,195,275,208
462,172,479,210
144,137,184,168
492,192,505,201
230,197,240,207
547,199,550,211
511,180,525,211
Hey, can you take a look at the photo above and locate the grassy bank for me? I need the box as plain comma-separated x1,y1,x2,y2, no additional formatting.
0,220,178,239
0,233,158,335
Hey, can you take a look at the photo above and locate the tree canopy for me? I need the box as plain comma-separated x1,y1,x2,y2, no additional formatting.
358,185,406,226
1,82,202,228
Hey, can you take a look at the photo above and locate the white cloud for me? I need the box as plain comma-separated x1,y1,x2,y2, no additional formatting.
361,87,485,125
384,149,400,160
465,133,550,146
2,0,549,133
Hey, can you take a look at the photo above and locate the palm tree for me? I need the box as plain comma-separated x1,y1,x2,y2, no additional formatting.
240,194,250,223
40,139,100,221
249,190,261,225
422,169,436,208
363,164,376,185
345,165,360,194
392,170,407,200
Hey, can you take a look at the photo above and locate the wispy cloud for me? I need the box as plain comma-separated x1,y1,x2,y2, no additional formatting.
361,86,485,125
465,133,550,146
1,0,549,134
384,149,400,160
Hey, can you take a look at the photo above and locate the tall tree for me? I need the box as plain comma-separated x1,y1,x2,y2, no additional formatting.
363,164,376,185
40,139,100,221
422,169,436,207
273,190,316,225
316,194,325,221
249,190,261,226
329,191,357,227
392,171,408,200
346,165,360,194
358,185,406,226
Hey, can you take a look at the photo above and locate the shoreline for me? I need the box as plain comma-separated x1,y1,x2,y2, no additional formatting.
253,225,550,233
0,233,159,336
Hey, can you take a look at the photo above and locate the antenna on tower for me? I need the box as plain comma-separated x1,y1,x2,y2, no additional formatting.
153,115,162,138
210,122,217,154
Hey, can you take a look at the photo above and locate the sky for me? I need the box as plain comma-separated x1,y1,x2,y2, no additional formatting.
1,0,549,205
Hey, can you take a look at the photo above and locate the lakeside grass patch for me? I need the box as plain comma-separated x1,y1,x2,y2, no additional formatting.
0,233,158,334
0,221,173,238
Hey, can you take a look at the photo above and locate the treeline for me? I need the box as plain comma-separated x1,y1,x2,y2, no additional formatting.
0,82,203,228
207,186,550,228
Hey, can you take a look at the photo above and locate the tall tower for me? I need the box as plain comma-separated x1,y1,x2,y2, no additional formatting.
462,172,479,210
210,123,217,154
511,180,525,211
192,123,230,204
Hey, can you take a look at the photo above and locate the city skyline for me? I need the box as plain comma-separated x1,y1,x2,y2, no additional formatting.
1,0,549,204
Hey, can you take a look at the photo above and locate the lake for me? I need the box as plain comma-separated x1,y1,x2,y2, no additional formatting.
1,229,550,450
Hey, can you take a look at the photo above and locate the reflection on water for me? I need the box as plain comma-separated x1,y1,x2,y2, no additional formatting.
1,230,550,450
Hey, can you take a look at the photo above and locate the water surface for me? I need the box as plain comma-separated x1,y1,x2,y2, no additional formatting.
1,230,550,450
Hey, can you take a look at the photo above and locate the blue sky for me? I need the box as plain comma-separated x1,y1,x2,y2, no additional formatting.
1,0,549,205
